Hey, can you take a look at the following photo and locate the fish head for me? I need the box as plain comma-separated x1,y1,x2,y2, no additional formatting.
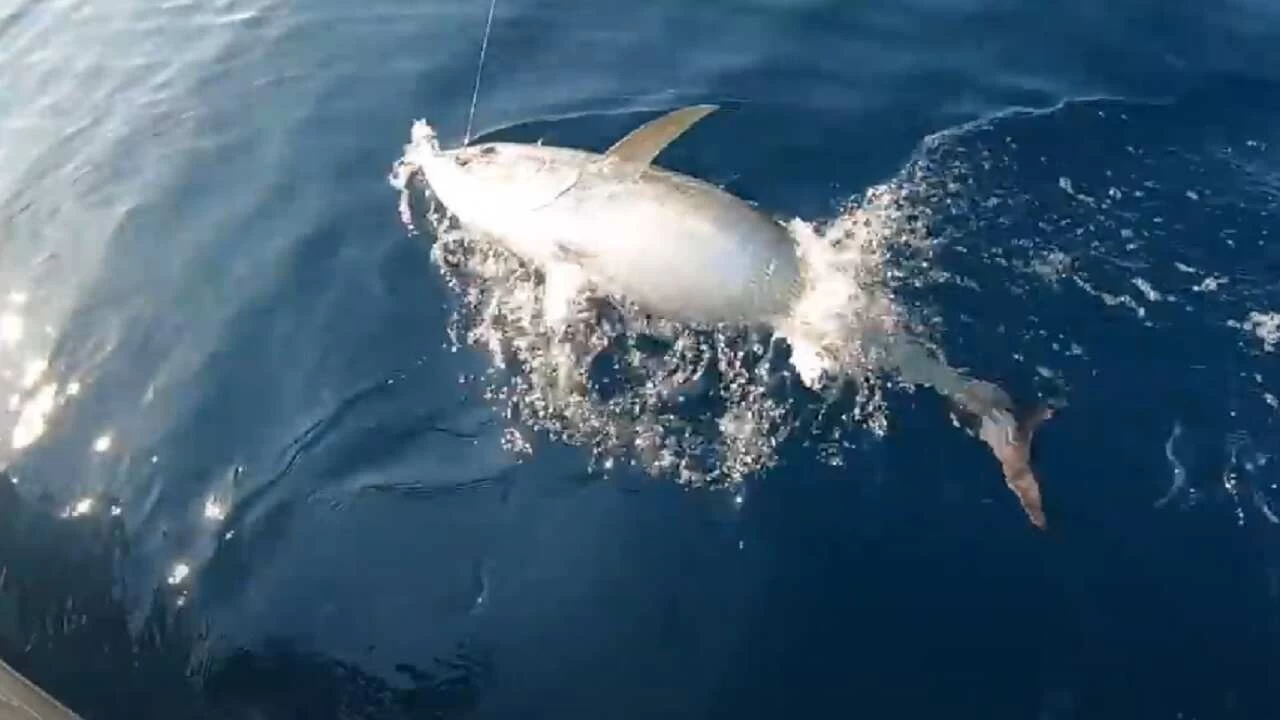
404,132,590,269
425,143,532,201
403,121,491,203
405,125,581,217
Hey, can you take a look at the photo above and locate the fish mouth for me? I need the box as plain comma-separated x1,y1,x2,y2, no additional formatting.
390,156,447,235
390,120,442,203
409,119,442,153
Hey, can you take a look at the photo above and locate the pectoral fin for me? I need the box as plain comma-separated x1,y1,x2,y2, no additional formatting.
600,104,719,175
542,262,588,329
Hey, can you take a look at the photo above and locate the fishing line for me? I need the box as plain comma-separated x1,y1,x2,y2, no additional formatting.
464,0,499,145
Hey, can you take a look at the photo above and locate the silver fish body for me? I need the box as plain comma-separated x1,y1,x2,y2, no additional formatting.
397,107,1058,530
414,138,802,325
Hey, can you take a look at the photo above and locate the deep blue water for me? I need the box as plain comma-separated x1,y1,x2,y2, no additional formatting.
2,1,1280,718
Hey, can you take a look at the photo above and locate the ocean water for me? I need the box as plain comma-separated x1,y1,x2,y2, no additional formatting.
2,0,1280,718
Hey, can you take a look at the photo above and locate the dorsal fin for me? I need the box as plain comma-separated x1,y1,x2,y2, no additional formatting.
604,104,718,167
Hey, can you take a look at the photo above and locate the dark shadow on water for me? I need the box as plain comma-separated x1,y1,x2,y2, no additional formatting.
0,469,486,720
201,639,486,720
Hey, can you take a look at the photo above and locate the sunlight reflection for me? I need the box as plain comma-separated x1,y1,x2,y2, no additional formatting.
0,312,22,346
1,289,75,455
92,433,113,453
12,383,58,450
21,359,46,388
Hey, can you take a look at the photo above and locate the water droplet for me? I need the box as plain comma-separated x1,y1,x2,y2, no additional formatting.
203,498,226,521
167,563,190,585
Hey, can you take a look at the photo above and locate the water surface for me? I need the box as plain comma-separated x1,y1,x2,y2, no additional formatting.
1,1,1279,718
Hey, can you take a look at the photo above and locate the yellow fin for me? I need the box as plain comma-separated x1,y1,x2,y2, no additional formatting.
604,104,718,168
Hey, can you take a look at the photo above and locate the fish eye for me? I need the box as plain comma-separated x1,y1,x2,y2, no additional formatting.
478,145,497,156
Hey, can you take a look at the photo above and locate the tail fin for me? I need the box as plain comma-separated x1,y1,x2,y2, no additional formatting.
993,403,1055,529
957,382,1058,529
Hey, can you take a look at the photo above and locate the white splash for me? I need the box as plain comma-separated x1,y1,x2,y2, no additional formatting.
1192,275,1228,293
1131,277,1163,303
395,146,934,485
203,497,227,521
1242,311,1279,352
167,562,191,585
1154,420,1189,508
1074,276,1146,319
